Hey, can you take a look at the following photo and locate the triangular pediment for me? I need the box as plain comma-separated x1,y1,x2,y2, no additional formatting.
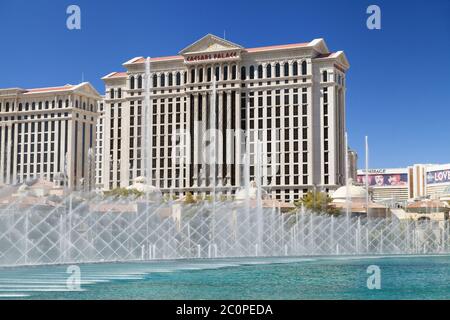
179,34,243,55
74,82,102,98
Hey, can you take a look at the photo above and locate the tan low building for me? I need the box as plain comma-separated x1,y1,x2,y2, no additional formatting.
331,182,390,218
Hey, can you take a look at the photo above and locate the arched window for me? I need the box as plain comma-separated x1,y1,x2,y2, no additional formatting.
137,75,142,88
199,68,203,82
184,72,187,84
275,63,281,77
153,74,157,87
65,99,69,108
301,61,307,75
322,70,328,82
110,88,115,99
293,61,298,76
118,88,122,98
249,65,255,79
266,64,272,78
176,72,181,86
284,62,289,77
207,67,212,82
223,65,228,81
240,66,246,80
231,65,237,79
5,102,9,112
45,101,49,109
75,100,79,108
168,73,173,86
19,103,22,111
83,102,86,110
58,100,63,108
215,66,220,81
130,76,135,89
25,102,29,111
257,65,263,79
190,69,195,83
160,74,166,87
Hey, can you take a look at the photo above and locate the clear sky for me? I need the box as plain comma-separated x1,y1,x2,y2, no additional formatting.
0,0,449,169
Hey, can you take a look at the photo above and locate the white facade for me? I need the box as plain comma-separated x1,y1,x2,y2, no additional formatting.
102,34,350,202
0,83,101,189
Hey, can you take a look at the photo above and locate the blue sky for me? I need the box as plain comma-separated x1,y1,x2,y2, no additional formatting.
0,0,449,169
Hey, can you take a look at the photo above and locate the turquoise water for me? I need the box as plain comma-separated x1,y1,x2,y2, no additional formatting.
0,255,449,299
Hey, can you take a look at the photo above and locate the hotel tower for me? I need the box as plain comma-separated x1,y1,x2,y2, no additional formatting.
102,34,350,202
0,83,101,189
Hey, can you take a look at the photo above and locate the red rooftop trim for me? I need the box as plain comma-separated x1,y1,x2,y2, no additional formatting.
26,85,74,93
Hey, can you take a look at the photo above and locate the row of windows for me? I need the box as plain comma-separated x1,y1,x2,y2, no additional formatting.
0,100,95,113
123,60,309,91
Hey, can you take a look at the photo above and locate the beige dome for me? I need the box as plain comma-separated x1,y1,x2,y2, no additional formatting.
127,176,162,195
332,184,367,203
235,181,269,200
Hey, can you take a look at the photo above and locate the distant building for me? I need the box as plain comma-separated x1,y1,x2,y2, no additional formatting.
357,163,450,202
0,83,101,189
347,149,358,181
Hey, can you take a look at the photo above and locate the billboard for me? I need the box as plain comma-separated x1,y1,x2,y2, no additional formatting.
357,173,408,187
426,169,450,185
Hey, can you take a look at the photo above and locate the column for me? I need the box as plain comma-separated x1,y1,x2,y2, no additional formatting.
226,90,232,186
217,91,224,187
201,93,207,187
193,93,199,186
234,90,241,188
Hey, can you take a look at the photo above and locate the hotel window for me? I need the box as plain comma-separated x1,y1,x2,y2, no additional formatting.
176,72,181,85
322,70,328,82
215,66,220,81
293,62,298,76
153,74,157,87
302,61,307,75
138,75,142,88
275,63,281,77
284,62,289,77
231,65,237,79
198,68,203,82
223,65,228,81
169,73,173,86
240,66,246,80
207,68,212,82
258,65,263,79
118,88,122,98
249,66,255,79
130,76,135,89
110,89,115,99
161,74,166,87
266,64,272,78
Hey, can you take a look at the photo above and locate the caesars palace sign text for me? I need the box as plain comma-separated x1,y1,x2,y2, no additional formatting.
185,51,239,63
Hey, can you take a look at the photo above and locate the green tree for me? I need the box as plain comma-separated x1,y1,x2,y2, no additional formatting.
104,188,144,199
295,191,341,216
184,192,196,204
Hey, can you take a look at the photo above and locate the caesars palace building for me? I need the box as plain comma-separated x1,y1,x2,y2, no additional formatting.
101,34,349,202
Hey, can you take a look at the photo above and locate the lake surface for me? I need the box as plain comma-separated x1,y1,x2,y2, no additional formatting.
0,255,448,299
